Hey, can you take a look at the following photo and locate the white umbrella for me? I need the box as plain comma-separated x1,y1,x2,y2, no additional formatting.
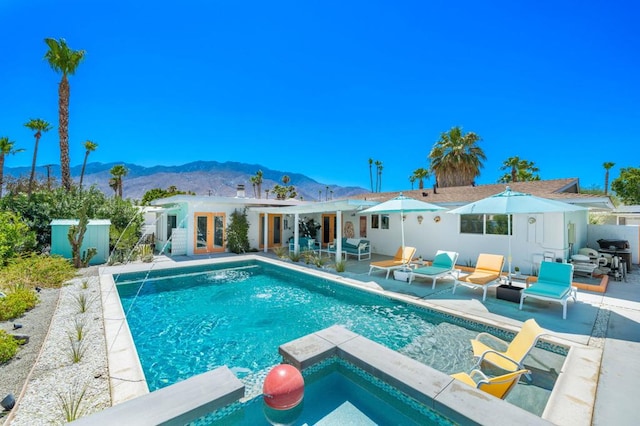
359,193,446,261
447,186,586,280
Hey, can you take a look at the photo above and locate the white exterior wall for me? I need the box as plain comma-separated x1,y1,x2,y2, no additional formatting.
362,210,589,276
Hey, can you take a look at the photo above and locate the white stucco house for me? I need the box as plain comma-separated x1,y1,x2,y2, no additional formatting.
148,178,637,275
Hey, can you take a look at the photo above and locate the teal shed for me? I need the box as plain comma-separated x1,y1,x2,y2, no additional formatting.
50,219,111,265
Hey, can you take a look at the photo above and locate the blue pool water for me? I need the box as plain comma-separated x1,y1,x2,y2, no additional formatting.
196,358,455,425
116,259,563,415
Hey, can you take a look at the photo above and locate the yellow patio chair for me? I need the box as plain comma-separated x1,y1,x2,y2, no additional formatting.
450,368,529,399
470,318,545,374
452,253,505,301
368,246,416,279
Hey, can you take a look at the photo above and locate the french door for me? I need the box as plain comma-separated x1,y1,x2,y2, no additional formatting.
259,214,283,248
321,214,337,246
194,212,226,254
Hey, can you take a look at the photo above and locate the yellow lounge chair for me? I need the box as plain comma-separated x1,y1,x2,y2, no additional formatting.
368,246,416,279
452,253,505,301
470,318,545,374
450,368,529,399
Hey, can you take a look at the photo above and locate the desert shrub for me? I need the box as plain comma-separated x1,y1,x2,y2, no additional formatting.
0,253,76,289
0,211,37,264
273,246,288,258
0,330,19,363
0,286,39,321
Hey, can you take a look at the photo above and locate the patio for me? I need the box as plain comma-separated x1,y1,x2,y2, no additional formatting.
329,252,639,425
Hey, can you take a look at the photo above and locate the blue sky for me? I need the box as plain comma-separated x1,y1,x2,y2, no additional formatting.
1,0,638,192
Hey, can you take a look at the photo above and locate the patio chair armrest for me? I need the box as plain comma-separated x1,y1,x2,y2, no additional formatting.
469,369,490,383
477,349,520,370
474,332,509,351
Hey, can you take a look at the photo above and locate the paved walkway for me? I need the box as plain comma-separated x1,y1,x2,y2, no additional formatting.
338,255,640,426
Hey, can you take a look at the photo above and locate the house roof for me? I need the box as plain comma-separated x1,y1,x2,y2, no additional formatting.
250,199,378,214
343,178,614,211
150,194,305,208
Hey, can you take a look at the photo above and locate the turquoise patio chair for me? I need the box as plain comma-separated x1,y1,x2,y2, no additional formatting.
408,250,459,289
519,261,577,319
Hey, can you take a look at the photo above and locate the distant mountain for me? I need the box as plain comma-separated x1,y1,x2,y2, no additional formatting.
4,161,368,201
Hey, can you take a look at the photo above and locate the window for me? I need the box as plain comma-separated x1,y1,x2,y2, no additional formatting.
167,215,177,239
460,214,512,235
486,214,511,235
460,214,483,234
372,215,380,229
381,214,390,229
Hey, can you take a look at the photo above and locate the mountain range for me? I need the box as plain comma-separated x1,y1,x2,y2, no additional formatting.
4,161,369,201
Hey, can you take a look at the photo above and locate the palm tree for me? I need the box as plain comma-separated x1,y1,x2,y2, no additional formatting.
79,140,98,190
282,175,290,185
412,168,430,189
603,162,615,195
0,137,24,197
24,118,53,196
498,156,540,183
409,175,416,190
109,164,128,198
250,170,263,198
368,158,374,192
44,37,86,191
429,126,486,187
374,160,383,192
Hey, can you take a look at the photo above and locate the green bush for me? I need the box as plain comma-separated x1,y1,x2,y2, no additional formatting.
0,254,76,289
0,330,19,364
226,209,250,254
0,211,37,264
0,286,39,321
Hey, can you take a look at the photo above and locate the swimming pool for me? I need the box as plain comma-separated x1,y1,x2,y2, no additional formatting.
195,358,454,425
115,258,565,414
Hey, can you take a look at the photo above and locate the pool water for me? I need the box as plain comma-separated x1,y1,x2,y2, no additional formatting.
116,260,563,415
194,358,455,425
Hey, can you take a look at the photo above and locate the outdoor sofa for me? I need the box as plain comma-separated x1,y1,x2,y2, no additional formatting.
328,238,371,261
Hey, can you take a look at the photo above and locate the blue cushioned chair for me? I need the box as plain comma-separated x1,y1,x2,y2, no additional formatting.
519,261,577,319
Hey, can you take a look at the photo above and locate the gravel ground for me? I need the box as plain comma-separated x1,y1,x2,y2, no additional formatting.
0,268,110,425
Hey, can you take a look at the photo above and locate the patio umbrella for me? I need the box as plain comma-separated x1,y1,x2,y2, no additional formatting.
359,193,446,263
447,186,586,280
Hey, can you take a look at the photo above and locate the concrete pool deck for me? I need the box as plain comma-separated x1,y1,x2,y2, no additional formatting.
97,252,640,425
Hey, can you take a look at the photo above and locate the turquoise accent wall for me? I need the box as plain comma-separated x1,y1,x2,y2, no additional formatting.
50,219,111,265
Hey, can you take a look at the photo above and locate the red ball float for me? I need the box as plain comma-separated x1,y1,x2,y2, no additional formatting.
263,364,304,410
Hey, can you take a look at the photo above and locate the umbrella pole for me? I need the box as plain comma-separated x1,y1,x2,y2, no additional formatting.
400,210,406,267
508,215,512,284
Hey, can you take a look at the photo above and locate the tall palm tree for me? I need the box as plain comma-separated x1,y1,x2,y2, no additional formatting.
44,37,86,191
24,118,53,196
282,175,290,185
368,158,374,192
250,170,263,198
429,126,486,187
603,162,615,195
374,160,383,192
409,175,416,190
109,164,128,198
79,140,98,189
412,168,430,189
0,137,24,197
